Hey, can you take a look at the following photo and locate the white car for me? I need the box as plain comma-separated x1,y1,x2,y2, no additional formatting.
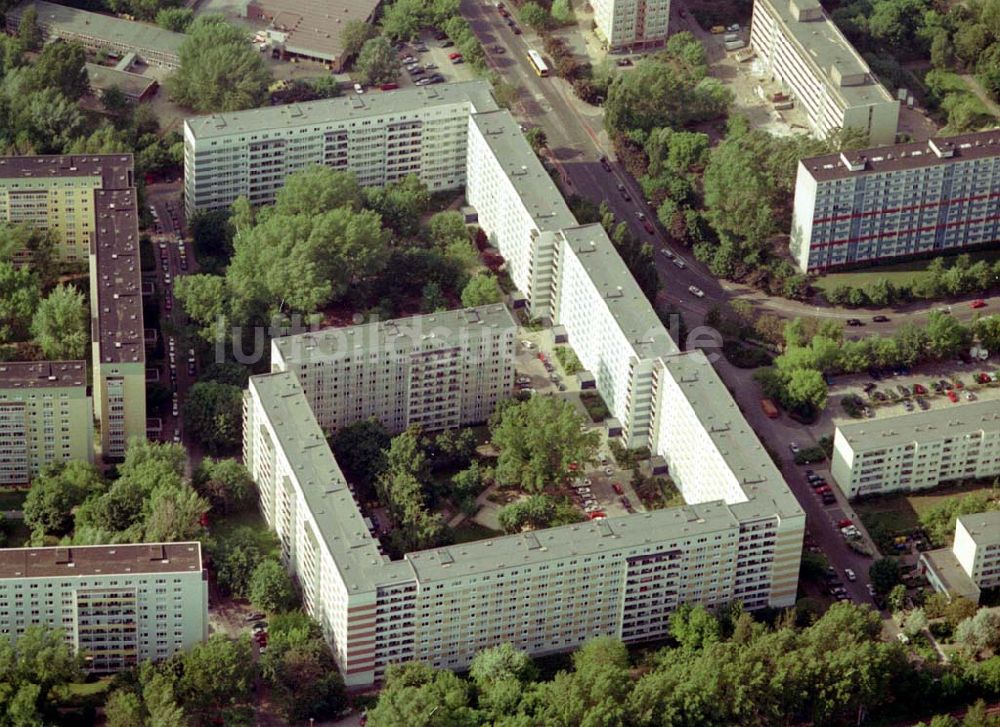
172,429,181,442
576,488,592,495
584,504,601,513
845,568,856,582
521,340,535,349
660,248,675,259
789,442,800,454
688,285,704,298
673,257,687,269
353,83,364,94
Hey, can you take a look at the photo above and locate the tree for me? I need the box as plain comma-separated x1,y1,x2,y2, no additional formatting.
23,461,103,538
519,2,552,29
341,19,376,58
460,273,503,307
903,608,929,638
356,37,401,86
887,583,908,613
668,604,722,650
31,42,89,100
785,367,828,411
925,310,970,359
167,15,271,112
177,634,257,720
248,559,298,613
262,623,346,722
0,626,84,714
330,418,390,495
142,483,209,542
0,224,56,286
551,0,573,24
213,526,272,598
273,165,362,216
182,381,244,453
0,262,40,343
366,663,476,727
156,7,194,32
142,670,188,727
30,284,88,360
193,458,256,514
380,0,424,40
469,643,537,687
869,558,902,595
490,397,600,492
17,7,42,51
364,174,429,235
954,608,1000,654
105,689,147,727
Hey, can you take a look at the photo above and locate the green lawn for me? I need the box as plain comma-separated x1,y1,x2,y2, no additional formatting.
813,249,1000,295
0,488,28,511
450,521,502,544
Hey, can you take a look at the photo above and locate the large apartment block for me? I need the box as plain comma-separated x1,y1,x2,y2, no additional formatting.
591,0,670,52
182,82,498,217
244,365,803,688
749,0,898,146
270,305,517,435
791,130,1000,272
0,155,146,469
0,363,93,484
831,401,1000,498
0,543,207,673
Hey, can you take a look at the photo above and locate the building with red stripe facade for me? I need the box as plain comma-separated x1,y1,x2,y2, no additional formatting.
791,130,1000,273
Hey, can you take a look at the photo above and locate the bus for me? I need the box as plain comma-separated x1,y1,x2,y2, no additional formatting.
527,49,550,77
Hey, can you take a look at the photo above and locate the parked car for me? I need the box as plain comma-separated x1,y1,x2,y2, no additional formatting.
971,299,987,309
872,315,890,323
244,612,265,622
448,52,463,61
688,285,704,298
599,156,612,172
788,442,800,454
947,390,959,402
612,483,623,495
846,318,863,326
673,257,686,269
616,183,631,201
353,83,364,94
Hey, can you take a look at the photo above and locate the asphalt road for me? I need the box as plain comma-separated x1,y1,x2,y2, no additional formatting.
462,0,902,614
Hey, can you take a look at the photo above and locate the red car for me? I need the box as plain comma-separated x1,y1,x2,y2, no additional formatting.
947,390,959,402
838,519,853,528
913,383,927,395
586,511,606,520
815,486,831,495
971,299,987,309
612,483,624,495
448,52,463,60
979,372,992,384
642,220,655,235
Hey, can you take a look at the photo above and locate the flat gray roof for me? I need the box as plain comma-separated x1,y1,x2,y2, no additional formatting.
837,399,1000,450
248,0,379,61
470,110,577,233
662,350,802,522
560,223,677,361
249,373,415,592
85,62,157,97
9,0,185,57
957,511,1000,547
185,81,498,140
0,542,202,579
921,548,981,602
273,305,516,365
755,0,894,109
406,501,740,583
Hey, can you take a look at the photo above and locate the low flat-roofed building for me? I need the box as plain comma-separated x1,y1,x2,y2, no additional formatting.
0,542,207,672
831,400,1000,498
791,129,1000,272
246,0,380,69
5,0,185,68
954,512,1000,592
85,62,158,102
920,548,981,603
0,361,93,484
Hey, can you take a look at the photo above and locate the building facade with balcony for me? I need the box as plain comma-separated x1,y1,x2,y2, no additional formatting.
182,82,499,217
0,362,93,484
591,0,670,51
831,401,1000,497
269,305,517,435
791,130,1000,272
0,155,145,468
749,0,898,146
0,543,207,672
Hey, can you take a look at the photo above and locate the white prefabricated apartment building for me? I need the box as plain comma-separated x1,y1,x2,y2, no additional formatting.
831,400,1000,498
0,543,207,673
234,81,804,688
749,0,899,146
591,0,671,52
270,305,517,435
183,82,499,217
790,130,1000,272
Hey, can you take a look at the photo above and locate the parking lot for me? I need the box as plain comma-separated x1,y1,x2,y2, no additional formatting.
386,30,479,91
